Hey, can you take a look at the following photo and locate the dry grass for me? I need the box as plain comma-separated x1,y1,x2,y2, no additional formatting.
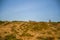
0,21,60,40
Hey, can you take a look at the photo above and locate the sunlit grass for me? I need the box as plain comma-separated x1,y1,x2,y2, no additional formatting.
0,21,60,40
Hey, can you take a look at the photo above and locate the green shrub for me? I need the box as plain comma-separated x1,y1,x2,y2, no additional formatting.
21,33,33,37
4,34,20,40
36,37,54,40
0,21,5,25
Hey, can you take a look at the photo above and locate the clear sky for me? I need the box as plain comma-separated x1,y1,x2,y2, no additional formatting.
0,0,60,21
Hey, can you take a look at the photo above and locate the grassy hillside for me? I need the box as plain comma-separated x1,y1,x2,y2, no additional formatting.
0,21,60,40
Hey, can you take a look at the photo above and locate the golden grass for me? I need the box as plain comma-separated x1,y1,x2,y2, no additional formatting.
0,21,60,40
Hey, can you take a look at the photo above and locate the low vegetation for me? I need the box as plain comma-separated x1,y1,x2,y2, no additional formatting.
0,21,60,40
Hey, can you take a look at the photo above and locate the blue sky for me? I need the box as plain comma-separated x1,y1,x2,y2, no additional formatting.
0,0,60,21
